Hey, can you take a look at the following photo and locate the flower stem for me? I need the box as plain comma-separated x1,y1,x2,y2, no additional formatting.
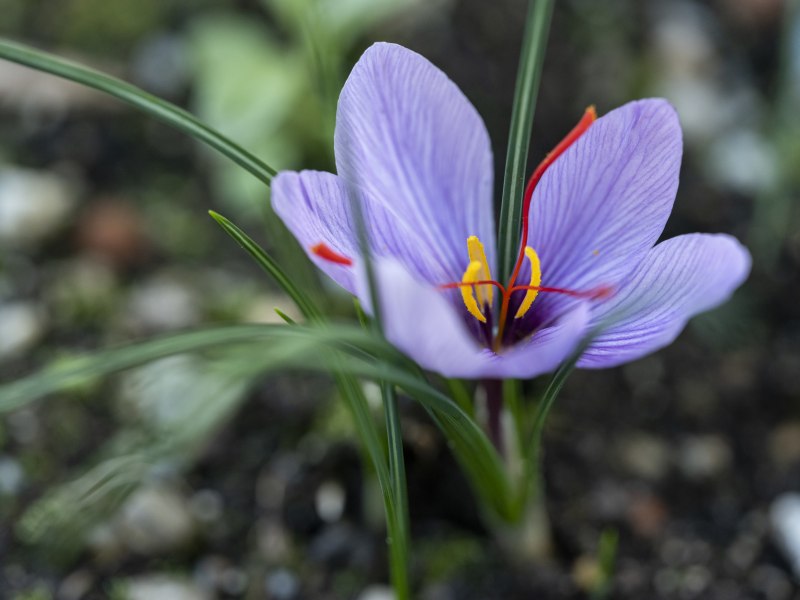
345,172,412,596
483,379,505,454
383,382,411,600
497,0,555,283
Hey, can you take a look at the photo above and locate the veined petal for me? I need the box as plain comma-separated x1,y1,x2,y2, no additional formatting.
578,234,751,368
335,42,495,278
356,259,589,379
272,170,459,294
523,99,683,321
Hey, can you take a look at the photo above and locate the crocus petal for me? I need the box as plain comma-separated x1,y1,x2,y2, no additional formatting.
273,170,459,294
357,259,589,379
335,42,495,277
525,99,682,317
578,234,751,368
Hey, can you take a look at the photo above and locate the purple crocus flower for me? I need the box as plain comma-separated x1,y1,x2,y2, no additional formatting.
272,43,751,379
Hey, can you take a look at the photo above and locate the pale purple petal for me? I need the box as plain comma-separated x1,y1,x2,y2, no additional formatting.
357,259,589,379
272,171,459,294
523,99,683,322
578,234,751,368
335,42,495,277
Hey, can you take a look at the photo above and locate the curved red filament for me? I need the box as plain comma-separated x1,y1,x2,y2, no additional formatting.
508,106,597,289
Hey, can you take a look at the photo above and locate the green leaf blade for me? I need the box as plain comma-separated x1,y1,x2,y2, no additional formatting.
496,0,555,283
0,38,276,185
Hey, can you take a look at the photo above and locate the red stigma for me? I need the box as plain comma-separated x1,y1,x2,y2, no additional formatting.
509,106,598,287
311,242,353,266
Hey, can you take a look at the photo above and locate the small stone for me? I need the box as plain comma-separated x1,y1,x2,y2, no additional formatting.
0,456,24,496
117,485,196,555
749,564,793,600
677,434,732,480
770,493,800,578
189,489,223,524
131,34,189,98
264,568,299,600
627,492,669,538
0,302,45,359
219,567,248,595
315,480,346,523
616,433,672,481
707,129,779,194
769,422,800,468
257,519,293,564
420,583,456,600
357,585,395,600
571,555,601,592
76,200,149,268
193,555,227,591
57,569,94,600
126,575,211,600
6,408,40,444
127,275,200,331
0,167,77,247
682,564,712,595
308,523,358,566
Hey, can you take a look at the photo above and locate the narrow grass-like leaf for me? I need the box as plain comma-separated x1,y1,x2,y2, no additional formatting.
209,211,321,320
496,0,555,282
0,39,276,185
1,323,513,520
0,324,396,412
208,212,403,547
344,169,411,597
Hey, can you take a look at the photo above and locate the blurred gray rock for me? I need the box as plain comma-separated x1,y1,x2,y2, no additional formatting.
264,568,299,600
131,34,190,98
257,518,293,564
768,422,800,469
707,129,779,194
194,556,247,596
0,302,45,359
57,569,94,600
0,456,24,496
678,435,732,480
0,167,77,248
126,575,212,600
189,489,224,524
357,585,395,600
127,274,200,331
117,484,196,555
315,479,346,523
616,433,672,481
770,493,800,579
0,59,116,113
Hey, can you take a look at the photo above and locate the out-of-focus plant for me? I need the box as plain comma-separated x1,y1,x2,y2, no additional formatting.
750,0,800,266
0,0,751,596
187,0,439,219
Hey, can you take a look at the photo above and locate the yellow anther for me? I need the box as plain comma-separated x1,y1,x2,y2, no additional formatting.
514,246,542,319
460,260,487,323
466,236,493,305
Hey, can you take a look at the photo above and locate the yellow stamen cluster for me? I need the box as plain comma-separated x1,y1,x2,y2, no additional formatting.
459,236,492,322
459,236,542,330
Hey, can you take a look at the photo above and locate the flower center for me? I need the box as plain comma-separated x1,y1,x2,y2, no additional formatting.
448,105,603,351
309,106,605,353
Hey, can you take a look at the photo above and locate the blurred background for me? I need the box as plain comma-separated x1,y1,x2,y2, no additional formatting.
0,0,798,598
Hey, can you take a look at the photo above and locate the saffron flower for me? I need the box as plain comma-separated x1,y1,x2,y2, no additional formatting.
272,43,751,379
